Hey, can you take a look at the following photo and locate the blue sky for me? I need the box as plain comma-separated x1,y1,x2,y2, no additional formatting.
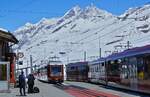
0,0,149,31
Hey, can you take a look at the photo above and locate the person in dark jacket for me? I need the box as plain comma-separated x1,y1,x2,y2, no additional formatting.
19,71,26,96
27,74,35,93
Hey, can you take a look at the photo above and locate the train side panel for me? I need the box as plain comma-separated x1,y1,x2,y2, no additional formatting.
66,62,89,82
88,60,107,85
105,45,150,94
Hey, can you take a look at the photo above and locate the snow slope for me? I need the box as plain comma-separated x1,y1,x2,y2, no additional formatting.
13,4,150,67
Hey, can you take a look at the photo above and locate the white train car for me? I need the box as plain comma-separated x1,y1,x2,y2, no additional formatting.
88,58,107,85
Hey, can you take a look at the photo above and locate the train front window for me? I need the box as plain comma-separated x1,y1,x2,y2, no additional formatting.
51,66,61,76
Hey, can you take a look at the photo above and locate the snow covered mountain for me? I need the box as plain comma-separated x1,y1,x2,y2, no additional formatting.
14,4,150,67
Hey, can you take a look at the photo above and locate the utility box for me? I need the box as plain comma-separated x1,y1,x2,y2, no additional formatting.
0,62,10,93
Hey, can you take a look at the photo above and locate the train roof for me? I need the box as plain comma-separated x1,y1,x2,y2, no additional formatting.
88,57,105,65
39,61,63,68
67,61,88,67
107,44,150,61
49,60,62,63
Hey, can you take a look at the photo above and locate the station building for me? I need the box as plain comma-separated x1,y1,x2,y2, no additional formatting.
0,29,18,92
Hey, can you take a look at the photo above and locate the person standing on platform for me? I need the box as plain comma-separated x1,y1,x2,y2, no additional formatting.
19,71,26,96
27,74,35,93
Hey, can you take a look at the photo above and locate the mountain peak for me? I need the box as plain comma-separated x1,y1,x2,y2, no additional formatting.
86,3,98,10
63,5,81,19
80,4,113,19
72,5,81,12
25,22,33,27
63,4,113,20
85,4,101,15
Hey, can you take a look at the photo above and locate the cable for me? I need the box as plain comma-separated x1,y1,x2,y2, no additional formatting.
83,20,134,44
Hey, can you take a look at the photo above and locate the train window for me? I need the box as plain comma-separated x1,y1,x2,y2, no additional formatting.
121,64,128,79
93,67,95,72
118,59,122,63
137,56,150,80
51,66,61,76
80,66,86,70
38,69,40,73
97,66,98,72
107,60,120,76
107,61,110,64
96,66,97,72
111,60,114,64
44,66,47,69
76,66,78,70
99,64,101,71
71,66,75,70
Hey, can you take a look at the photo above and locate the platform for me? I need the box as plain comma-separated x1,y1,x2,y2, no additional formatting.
0,80,148,97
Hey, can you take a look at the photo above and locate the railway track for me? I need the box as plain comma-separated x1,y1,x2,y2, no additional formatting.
54,83,120,97
39,80,149,97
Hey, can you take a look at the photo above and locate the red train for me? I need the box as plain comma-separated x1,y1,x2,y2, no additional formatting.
37,61,64,83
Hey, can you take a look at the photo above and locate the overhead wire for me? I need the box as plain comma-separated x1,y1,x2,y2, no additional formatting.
55,18,149,61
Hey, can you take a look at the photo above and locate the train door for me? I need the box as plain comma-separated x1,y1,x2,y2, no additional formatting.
47,65,50,78
128,57,138,90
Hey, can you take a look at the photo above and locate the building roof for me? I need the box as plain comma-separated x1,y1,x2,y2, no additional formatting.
107,45,150,60
0,30,18,44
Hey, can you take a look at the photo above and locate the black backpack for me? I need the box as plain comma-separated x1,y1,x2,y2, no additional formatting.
33,87,40,93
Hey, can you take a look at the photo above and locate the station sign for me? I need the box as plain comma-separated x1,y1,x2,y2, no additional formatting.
17,52,24,58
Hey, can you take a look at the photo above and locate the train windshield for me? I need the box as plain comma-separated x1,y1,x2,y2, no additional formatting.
51,66,61,76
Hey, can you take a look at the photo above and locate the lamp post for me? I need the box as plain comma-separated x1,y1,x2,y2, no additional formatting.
84,51,86,62
99,37,101,58
30,55,33,74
